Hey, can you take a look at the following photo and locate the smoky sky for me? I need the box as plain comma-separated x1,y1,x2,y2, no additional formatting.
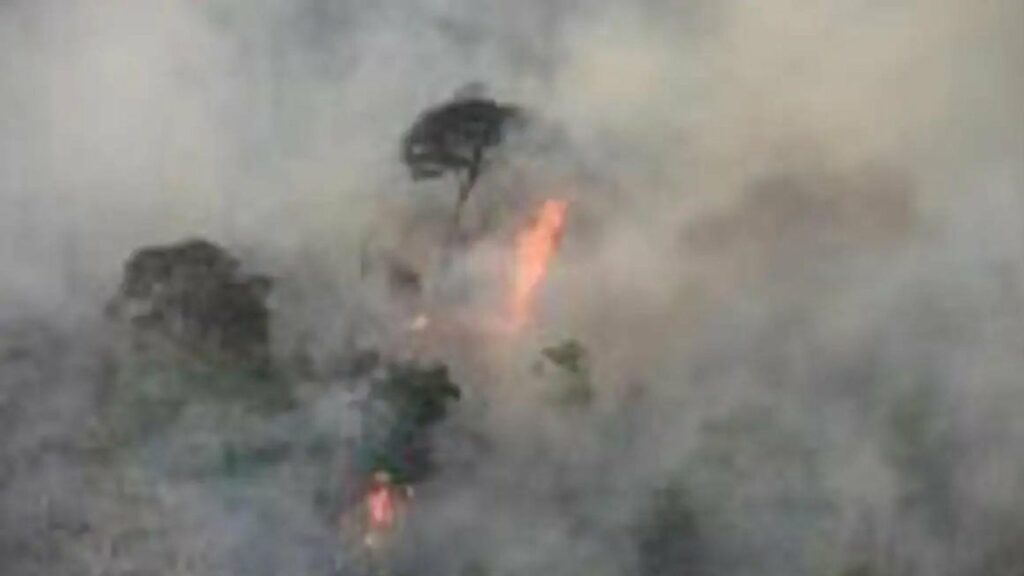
1,1,1023,575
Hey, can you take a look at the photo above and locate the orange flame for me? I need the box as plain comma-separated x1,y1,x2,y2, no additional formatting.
508,199,569,329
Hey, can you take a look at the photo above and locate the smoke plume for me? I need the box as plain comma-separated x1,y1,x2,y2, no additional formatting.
1,1,1022,575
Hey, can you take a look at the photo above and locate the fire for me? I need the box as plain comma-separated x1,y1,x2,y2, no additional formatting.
508,199,569,329
361,471,411,550
367,485,396,529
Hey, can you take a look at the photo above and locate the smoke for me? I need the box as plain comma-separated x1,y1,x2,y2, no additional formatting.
1,0,1023,575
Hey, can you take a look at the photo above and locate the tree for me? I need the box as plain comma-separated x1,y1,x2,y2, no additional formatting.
401,86,523,224
356,361,462,485
108,238,273,370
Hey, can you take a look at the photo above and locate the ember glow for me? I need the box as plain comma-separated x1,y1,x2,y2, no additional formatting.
508,199,569,329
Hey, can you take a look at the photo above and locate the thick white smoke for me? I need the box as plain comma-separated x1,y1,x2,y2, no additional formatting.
1,1,1022,575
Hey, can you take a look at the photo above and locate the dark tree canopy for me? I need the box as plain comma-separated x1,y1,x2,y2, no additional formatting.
356,361,462,484
402,88,523,219
109,238,273,368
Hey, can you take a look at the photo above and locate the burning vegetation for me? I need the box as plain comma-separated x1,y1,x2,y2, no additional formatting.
2,3,1022,576
86,86,577,576
509,198,569,330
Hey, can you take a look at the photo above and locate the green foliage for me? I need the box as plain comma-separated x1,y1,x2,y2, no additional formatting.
357,361,461,484
374,363,461,429
98,352,296,453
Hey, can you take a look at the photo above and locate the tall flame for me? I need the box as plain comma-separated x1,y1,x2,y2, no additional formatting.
508,199,569,329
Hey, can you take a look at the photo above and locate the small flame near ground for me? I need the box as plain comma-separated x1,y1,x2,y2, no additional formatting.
362,472,412,551
508,199,569,330
367,487,396,530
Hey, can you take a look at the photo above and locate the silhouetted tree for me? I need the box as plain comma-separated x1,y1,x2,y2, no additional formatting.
402,86,522,223
109,238,272,369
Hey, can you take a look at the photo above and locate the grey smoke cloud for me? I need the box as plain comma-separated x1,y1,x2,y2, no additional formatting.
1,0,1023,575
